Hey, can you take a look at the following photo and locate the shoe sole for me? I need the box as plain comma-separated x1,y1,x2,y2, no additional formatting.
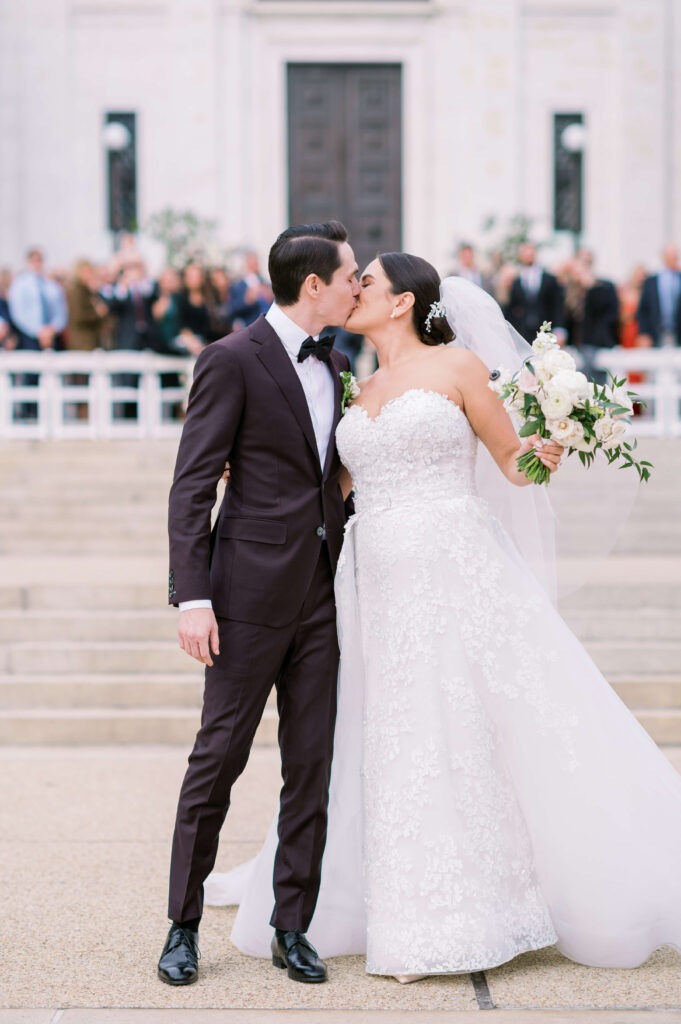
272,954,327,983
157,968,199,986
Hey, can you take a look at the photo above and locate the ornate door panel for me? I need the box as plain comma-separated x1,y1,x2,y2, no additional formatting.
288,64,402,272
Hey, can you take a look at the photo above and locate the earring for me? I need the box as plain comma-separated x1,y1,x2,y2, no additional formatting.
390,310,397,319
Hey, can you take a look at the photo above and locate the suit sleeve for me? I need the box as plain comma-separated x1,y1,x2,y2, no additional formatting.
551,278,565,332
168,343,245,605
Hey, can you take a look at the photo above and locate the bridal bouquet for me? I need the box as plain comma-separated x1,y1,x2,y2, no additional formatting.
489,322,653,486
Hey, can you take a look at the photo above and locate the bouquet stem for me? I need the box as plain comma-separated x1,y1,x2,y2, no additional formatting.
516,448,551,485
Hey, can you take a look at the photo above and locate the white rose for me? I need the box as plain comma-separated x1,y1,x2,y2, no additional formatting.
549,369,591,403
540,347,576,378
350,380,361,399
600,418,628,450
546,416,583,448
541,388,573,419
572,430,598,453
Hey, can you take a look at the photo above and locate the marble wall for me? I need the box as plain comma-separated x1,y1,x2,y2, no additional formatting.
0,0,678,279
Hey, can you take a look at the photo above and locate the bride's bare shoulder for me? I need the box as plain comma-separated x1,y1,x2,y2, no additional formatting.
434,345,489,380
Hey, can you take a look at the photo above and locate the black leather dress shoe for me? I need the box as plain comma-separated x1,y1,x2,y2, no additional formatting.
158,924,200,985
271,929,327,983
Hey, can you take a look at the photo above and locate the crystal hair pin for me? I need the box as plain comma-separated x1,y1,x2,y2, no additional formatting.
424,300,447,333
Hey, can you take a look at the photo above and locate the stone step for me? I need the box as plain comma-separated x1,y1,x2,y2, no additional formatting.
0,610,177,642
1,641,191,675
0,704,676,746
3,637,679,676
584,640,681,675
0,673,204,708
633,708,681,745
0,584,165,611
0,607,677,644
562,609,681,641
0,670,672,712
0,705,279,745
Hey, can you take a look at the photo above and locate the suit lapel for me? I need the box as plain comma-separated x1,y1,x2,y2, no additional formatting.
323,350,344,480
251,316,320,470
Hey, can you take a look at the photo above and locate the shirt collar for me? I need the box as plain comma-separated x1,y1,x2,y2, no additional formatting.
265,303,318,361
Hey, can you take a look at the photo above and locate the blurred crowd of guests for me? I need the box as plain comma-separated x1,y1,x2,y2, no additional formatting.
1,236,680,378
451,240,681,383
0,236,274,361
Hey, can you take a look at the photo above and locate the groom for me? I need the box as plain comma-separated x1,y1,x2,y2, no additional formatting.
159,221,360,986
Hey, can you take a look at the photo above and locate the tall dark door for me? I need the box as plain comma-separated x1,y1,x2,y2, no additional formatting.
288,64,402,273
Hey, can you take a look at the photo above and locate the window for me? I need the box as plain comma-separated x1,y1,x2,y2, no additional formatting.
553,113,584,235
104,112,138,233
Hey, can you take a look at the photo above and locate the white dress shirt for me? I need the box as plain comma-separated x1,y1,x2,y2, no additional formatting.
179,304,336,611
521,265,543,296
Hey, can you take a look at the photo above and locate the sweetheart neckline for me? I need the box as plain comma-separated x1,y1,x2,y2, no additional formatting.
348,388,464,424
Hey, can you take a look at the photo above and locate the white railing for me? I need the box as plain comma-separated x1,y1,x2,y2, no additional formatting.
1,346,680,440
0,350,194,440
592,347,681,437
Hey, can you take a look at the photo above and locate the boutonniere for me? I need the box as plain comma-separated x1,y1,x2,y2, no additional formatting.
340,370,360,413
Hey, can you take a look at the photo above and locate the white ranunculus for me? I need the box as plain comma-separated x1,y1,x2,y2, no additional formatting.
549,369,591,403
540,347,576,378
541,388,573,419
546,416,583,448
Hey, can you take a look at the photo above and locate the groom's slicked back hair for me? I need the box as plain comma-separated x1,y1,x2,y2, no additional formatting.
269,220,349,306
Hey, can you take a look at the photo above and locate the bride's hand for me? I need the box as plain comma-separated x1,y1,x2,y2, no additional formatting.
519,435,563,474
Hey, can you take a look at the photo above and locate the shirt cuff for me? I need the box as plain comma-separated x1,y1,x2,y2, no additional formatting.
178,600,213,611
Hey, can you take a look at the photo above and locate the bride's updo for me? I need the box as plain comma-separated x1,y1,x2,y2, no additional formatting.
379,252,454,346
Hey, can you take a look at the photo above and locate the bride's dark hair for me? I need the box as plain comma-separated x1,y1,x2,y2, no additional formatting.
378,252,454,346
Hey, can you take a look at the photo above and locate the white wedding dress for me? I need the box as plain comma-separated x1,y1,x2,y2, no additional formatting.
205,388,681,975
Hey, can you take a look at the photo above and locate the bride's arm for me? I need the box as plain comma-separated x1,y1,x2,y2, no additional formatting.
339,465,354,501
452,350,563,486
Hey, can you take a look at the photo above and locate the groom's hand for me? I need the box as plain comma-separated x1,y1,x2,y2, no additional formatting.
178,608,220,666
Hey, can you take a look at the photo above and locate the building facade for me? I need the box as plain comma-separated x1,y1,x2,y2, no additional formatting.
1,0,679,277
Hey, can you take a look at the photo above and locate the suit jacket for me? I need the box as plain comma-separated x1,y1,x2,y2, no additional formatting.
168,315,351,627
581,279,620,349
636,272,681,346
506,271,565,342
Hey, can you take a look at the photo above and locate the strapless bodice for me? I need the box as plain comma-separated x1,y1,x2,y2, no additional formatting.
335,388,478,515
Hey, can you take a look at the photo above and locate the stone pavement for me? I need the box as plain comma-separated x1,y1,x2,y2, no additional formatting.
1,744,680,1019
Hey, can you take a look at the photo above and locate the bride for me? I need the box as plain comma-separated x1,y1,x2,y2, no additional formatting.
206,253,681,979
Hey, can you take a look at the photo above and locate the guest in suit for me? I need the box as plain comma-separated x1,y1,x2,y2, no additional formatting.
227,251,273,328
573,251,620,384
103,260,159,352
505,243,565,343
66,260,109,350
453,242,494,295
159,221,360,987
637,244,681,347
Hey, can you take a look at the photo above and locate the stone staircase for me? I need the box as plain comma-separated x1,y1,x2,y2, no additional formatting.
0,438,679,746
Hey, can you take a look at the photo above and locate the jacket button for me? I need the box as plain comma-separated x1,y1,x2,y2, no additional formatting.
316,525,326,538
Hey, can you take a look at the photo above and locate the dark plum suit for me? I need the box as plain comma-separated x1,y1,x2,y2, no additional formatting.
167,313,350,929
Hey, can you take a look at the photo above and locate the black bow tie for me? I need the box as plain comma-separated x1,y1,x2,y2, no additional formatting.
297,334,335,364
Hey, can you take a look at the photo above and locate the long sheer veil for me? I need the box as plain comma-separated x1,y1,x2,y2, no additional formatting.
440,276,559,600
439,276,639,601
